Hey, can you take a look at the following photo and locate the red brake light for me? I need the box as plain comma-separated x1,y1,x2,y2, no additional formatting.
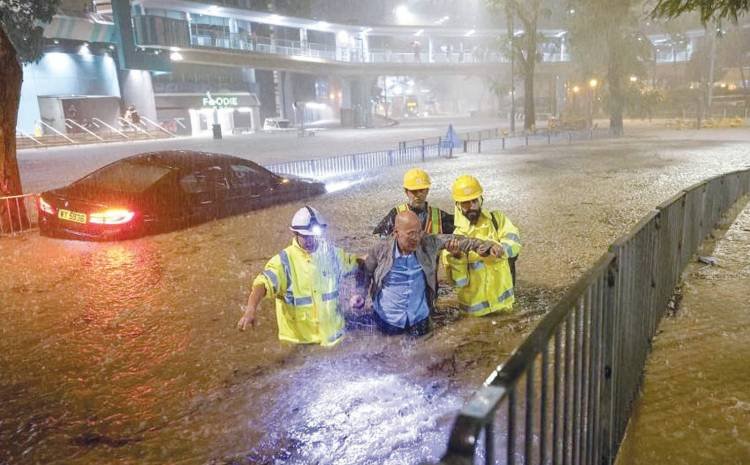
39,196,55,215
89,209,136,225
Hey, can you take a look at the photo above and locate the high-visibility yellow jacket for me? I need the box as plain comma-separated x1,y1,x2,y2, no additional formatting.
444,208,521,316
396,203,443,234
253,238,359,346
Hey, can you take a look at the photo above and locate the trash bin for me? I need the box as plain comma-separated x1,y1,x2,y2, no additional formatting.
212,123,222,140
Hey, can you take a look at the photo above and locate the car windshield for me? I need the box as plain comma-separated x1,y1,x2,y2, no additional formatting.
76,161,173,193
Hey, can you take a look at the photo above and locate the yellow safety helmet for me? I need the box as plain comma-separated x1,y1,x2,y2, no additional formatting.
452,175,483,202
403,168,431,190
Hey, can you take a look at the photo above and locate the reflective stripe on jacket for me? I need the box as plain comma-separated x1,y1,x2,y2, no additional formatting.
253,238,359,346
396,203,443,234
444,208,521,316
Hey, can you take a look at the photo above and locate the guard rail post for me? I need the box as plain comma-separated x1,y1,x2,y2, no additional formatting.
598,257,618,465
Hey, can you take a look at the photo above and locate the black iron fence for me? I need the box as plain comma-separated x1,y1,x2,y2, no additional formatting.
434,169,750,465
266,143,448,179
267,127,608,180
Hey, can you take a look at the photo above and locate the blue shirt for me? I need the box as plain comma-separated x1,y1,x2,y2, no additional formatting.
373,243,430,328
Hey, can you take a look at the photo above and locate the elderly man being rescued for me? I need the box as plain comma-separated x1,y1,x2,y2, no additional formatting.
356,210,504,336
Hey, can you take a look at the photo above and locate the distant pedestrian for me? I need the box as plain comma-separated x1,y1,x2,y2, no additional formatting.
412,41,421,63
124,104,140,129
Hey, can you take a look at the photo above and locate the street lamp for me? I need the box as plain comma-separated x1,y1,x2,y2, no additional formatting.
394,5,416,24
629,75,638,83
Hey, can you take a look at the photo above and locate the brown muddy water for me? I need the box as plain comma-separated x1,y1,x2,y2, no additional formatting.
616,205,750,465
2,131,750,464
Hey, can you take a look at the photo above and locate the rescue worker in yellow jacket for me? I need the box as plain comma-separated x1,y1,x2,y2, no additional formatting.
237,206,362,346
373,168,454,237
444,175,521,316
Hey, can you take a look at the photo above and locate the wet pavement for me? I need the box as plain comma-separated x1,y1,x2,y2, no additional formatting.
616,204,750,465
18,116,504,194
2,128,750,464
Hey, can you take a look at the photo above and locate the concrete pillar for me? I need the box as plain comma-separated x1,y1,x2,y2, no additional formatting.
339,77,375,127
273,70,285,118
360,32,369,62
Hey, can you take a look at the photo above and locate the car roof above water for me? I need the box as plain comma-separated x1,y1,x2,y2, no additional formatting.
127,150,260,172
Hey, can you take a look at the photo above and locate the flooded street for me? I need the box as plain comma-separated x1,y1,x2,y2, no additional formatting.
616,204,750,465
2,129,750,464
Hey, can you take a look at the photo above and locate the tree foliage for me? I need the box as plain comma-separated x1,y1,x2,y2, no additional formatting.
566,0,650,135
0,0,60,63
652,0,749,23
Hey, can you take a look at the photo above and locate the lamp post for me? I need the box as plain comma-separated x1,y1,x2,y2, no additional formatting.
509,14,516,134
588,78,598,129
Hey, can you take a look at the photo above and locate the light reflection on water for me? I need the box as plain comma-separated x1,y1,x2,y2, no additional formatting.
1,135,750,464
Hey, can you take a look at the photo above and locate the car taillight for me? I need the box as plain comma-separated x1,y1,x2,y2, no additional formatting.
89,209,136,225
38,196,55,215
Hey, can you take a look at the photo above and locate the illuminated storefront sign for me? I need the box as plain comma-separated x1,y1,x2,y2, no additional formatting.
202,91,239,108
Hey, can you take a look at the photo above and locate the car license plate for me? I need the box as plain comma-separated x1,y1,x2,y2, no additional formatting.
58,209,87,224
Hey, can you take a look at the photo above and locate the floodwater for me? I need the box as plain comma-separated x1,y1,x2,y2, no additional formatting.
2,129,750,464
616,205,750,465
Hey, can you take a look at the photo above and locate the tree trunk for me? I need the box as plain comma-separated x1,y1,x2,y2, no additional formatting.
523,62,536,131
607,38,624,136
0,26,30,233
523,22,537,131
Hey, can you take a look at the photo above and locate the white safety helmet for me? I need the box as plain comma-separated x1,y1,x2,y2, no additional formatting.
290,206,328,236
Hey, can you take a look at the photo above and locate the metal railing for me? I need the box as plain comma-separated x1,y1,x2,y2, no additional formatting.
0,193,38,236
266,127,609,181
434,168,750,465
266,143,449,180
187,34,572,65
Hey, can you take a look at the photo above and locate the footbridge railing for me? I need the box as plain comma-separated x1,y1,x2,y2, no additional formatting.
432,169,750,465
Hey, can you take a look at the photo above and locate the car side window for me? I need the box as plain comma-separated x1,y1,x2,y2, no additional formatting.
228,164,272,190
180,166,230,195
180,171,211,194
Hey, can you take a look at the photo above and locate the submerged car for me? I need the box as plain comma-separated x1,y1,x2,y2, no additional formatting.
38,150,325,240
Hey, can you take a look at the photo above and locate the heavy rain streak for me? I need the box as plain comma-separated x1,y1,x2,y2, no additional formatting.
2,129,750,464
